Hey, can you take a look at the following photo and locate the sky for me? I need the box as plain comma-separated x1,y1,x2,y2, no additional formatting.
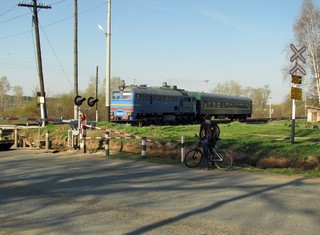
0,0,306,104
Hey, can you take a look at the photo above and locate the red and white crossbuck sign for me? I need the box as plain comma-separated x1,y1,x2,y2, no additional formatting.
290,44,306,75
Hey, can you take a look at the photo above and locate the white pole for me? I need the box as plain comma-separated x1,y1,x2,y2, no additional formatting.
291,86,296,144
106,0,111,122
181,135,185,163
269,96,272,119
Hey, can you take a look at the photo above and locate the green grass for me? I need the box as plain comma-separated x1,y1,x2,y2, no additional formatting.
98,120,320,177
19,120,320,177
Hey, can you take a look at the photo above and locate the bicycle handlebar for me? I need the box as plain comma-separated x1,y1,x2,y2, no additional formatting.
194,133,220,142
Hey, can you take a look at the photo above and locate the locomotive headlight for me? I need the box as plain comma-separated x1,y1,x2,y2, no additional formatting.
127,112,131,116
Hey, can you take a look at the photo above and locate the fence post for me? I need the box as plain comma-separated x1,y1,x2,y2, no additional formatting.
181,135,185,163
80,114,87,154
83,115,87,154
141,137,146,157
14,128,18,148
105,131,109,156
45,131,50,150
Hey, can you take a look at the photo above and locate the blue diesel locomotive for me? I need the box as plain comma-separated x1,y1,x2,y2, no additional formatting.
110,82,252,125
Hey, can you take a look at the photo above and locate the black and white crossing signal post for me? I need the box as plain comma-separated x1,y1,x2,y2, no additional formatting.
289,44,306,144
73,96,99,153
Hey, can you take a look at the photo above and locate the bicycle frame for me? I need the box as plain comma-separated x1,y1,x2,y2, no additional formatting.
209,148,224,162
184,133,233,170
194,134,220,162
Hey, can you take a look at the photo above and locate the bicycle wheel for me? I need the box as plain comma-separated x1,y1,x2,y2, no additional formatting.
213,150,233,170
184,148,203,168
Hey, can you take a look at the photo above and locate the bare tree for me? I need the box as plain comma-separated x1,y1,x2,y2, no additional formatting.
212,80,242,96
294,0,320,105
0,76,11,112
248,85,271,117
13,85,24,109
84,77,97,98
212,80,271,117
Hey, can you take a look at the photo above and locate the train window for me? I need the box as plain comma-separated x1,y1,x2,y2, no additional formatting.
122,92,131,100
112,91,121,100
135,93,142,100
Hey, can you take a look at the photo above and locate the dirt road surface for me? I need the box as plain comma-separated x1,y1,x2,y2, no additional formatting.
0,149,319,235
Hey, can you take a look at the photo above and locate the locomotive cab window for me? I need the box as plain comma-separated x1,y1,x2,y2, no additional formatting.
135,93,142,100
122,92,131,100
112,91,121,100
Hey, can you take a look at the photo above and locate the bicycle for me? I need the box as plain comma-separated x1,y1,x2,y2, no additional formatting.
184,134,233,170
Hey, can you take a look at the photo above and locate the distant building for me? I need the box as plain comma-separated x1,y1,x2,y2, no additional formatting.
307,106,320,122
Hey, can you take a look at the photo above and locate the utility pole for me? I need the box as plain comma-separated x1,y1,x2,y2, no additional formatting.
204,80,209,93
106,0,111,122
74,0,79,120
18,0,51,126
96,66,99,122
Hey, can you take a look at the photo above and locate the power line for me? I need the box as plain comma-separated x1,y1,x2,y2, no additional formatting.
1,1,106,40
0,5,17,17
0,0,65,23
0,12,31,24
39,22,73,89
51,0,67,6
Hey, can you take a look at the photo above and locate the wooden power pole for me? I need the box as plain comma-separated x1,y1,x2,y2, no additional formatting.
18,0,51,125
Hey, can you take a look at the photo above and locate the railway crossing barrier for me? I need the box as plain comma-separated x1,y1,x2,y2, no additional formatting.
1,112,184,159
78,123,157,157
0,126,51,150
71,95,154,156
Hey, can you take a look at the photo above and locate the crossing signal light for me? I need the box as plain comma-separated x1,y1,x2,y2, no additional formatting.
74,96,86,106
87,97,99,107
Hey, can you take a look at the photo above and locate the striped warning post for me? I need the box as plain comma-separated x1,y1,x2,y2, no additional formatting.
83,124,159,144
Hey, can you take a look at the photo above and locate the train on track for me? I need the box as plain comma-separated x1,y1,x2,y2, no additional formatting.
110,82,252,125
